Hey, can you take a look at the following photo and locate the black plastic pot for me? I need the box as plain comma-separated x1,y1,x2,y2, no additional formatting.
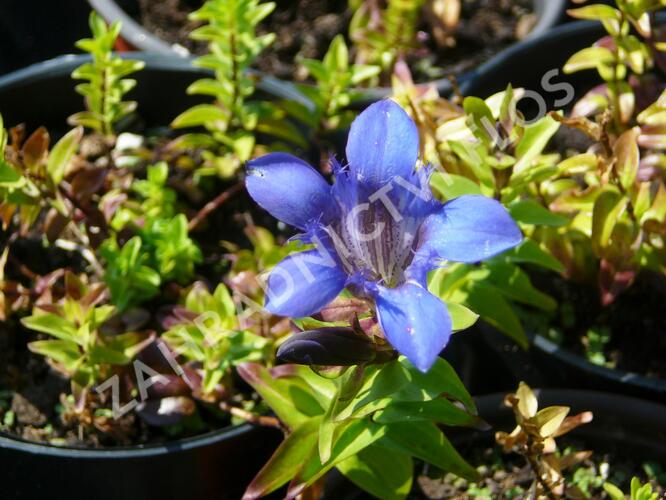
0,52,304,136
480,324,666,403
0,425,282,500
87,0,567,103
0,0,91,75
0,53,298,499
460,19,606,102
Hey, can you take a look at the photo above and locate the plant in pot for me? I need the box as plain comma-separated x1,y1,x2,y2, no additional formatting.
417,382,666,498
396,0,666,400
0,10,329,499
500,0,666,398
88,0,567,99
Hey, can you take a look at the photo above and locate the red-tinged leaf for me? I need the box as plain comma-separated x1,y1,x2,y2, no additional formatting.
599,258,636,306
144,373,191,399
571,84,608,118
136,396,196,427
638,124,666,149
70,167,107,201
22,127,49,173
44,208,69,243
317,297,371,323
242,417,321,500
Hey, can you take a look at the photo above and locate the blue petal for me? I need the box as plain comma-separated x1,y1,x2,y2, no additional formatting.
374,281,452,372
414,195,523,264
246,153,334,230
346,100,419,189
265,248,347,318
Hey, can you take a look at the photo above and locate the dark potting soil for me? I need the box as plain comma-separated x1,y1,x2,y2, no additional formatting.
526,270,666,380
414,440,665,498
133,0,535,84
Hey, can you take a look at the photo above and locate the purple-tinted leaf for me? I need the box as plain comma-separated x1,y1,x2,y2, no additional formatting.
136,396,196,426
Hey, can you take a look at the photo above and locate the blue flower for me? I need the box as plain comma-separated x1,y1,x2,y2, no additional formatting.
246,100,522,372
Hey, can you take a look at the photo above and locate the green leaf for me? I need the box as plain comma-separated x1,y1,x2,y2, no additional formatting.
0,159,23,187
335,361,411,420
508,199,569,227
513,114,560,174
430,173,482,200
557,153,598,175
603,482,625,500
463,96,496,147
337,444,413,500
591,188,627,253
28,340,82,370
382,421,479,482
21,313,80,344
486,261,557,311
445,302,479,332
374,398,485,428
503,239,565,273
457,282,527,348
564,47,615,73
291,419,387,496
567,4,620,21
171,104,229,129
88,345,131,365
243,417,321,499
237,363,324,428
47,127,83,184
396,357,475,413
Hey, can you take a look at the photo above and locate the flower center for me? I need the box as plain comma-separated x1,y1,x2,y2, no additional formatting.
326,200,419,287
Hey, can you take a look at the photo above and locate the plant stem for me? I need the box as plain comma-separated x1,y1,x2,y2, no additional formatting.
187,181,244,232
219,401,286,432
524,441,558,500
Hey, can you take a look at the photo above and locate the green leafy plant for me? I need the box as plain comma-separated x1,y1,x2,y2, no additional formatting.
293,35,380,135
239,353,484,499
21,272,153,393
537,1,666,303
100,236,162,311
171,0,304,178
564,0,666,131
108,162,177,231
69,12,145,137
163,282,271,401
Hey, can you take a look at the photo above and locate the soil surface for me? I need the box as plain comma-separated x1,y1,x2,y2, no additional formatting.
131,0,535,84
527,270,666,380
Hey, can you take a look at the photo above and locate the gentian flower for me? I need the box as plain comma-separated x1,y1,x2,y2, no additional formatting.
246,100,522,372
